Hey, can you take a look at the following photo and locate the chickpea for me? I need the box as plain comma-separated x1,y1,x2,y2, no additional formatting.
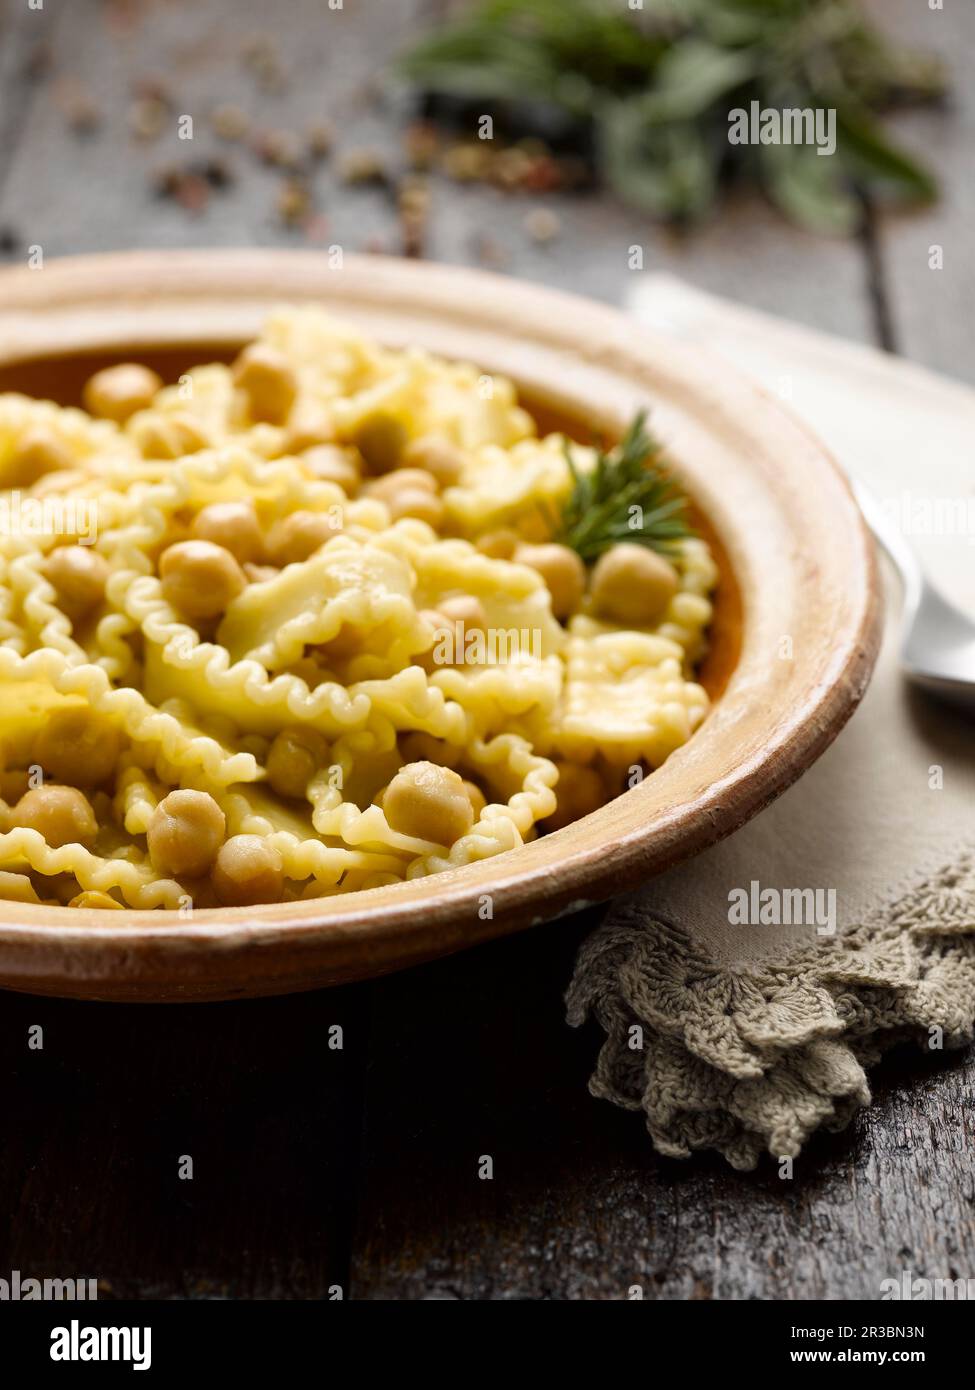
192,500,263,564
266,727,328,799
417,608,446,656
213,834,285,906
44,545,110,621
313,625,360,663
301,445,361,493
285,400,336,452
419,595,487,668
146,789,226,877
83,363,162,423
401,435,465,487
13,785,98,847
437,594,487,632
514,542,586,621
354,412,407,474
131,412,210,459
6,426,74,486
69,890,124,910
386,487,445,527
0,770,29,804
159,540,246,620
265,510,341,566
382,760,475,845
463,779,487,820
231,343,297,425
476,529,519,560
397,733,461,768
366,469,438,502
34,708,121,787
590,543,678,627
544,761,605,833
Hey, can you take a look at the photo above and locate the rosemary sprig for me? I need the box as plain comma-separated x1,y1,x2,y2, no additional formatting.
557,412,693,563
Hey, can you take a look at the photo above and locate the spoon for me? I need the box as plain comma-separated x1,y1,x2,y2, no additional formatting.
853,480,975,714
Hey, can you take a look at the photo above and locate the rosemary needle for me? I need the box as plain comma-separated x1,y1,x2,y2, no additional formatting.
557,411,693,564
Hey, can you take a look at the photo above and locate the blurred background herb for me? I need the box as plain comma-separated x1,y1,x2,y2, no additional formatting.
398,0,946,234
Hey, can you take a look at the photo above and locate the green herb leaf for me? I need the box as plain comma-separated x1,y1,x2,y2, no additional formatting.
836,109,938,203
760,140,861,235
598,99,719,221
637,39,756,124
398,0,946,235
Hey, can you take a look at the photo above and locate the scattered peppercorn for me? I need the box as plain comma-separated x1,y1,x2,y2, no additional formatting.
307,121,335,160
277,178,313,229
211,103,250,141
54,77,101,135
22,42,52,82
131,75,174,105
404,121,439,171
128,95,168,141
524,207,562,243
338,147,390,186
253,128,304,171
471,233,509,269
174,173,210,215
241,34,285,93
200,157,234,189
397,175,430,259
302,212,332,244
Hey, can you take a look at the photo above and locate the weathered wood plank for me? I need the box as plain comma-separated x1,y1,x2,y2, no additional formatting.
426,179,878,341
0,0,58,212
348,915,975,1300
860,0,975,385
0,0,875,346
0,0,426,261
0,984,369,1299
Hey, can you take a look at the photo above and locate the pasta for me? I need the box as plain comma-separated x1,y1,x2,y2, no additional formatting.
0,309,716,910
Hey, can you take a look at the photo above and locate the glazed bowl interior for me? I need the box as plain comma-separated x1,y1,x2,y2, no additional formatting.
0,251,880,1000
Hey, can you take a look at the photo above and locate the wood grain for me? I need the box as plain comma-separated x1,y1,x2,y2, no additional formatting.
0,0,875,342
1,982,370,1299
352,914,975,1301
0,0,970,1303
860,0,975,387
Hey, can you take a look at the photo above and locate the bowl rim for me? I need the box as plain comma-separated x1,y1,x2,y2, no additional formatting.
0,249,882,998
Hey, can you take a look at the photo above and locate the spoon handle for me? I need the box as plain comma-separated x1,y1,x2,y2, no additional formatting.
850,479,922,615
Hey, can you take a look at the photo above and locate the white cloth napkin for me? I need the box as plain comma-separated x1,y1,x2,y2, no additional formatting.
566,277,975,1169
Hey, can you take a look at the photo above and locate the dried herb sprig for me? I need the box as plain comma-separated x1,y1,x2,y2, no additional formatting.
398,0,945,233
557,412,692,563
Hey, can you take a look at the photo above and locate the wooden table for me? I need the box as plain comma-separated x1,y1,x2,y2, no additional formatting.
0,0,971,1300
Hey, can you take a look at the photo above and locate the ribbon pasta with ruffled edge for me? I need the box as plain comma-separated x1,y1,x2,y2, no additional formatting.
0,309,716,910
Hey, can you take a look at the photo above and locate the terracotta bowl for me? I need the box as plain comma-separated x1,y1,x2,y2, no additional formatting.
0,250,881,1001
